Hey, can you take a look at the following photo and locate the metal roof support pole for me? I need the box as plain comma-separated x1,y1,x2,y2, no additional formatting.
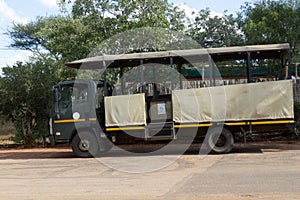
102,57,108,96
140,59,145,93
120,67,124,95
213,61,216,86
170,57,175,90
178,63,183,89
296,63,300,79
152,65,157,85
247,51,252,83
288,48,291,76
208,55,213,86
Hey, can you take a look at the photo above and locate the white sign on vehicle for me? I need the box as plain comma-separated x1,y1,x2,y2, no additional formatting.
157,103,166,115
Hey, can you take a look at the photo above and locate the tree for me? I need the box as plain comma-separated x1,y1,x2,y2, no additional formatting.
3,0,188,145
8,0,186,63
0,78,7,113
7,16,93,63
237,0,300,62
0,58,60,145
7,18,47,53
187,9,244,48
59,0,185,31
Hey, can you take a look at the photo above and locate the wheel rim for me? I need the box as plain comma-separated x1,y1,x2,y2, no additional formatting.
78,139,90,152
212,134,226,148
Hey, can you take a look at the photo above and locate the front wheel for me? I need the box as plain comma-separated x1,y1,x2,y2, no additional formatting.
72,132,99,158
205,127,234,154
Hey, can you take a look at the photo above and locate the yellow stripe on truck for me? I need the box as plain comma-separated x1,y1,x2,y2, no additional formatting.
54,119,86,124
106,127,145,131
54,119,294,127
174,124,212,128
225,122,247,126
251,120,294,125
53,118,98,124
174,120,294,129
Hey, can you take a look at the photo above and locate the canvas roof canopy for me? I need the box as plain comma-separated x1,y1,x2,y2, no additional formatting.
65,43,290,69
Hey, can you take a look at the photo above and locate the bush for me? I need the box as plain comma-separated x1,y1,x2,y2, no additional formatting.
294,101,300,132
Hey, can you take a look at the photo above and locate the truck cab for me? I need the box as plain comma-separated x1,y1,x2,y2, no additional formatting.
49,79,112,157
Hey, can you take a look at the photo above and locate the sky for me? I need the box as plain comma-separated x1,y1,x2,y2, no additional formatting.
0,0,249,70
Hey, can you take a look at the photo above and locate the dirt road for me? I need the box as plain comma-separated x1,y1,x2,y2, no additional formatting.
0,142,300,200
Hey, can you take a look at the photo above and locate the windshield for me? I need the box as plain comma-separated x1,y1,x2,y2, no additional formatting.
56,83,89,116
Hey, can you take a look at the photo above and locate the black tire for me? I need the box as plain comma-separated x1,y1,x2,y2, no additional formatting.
71,131,99,158
205,127,234,154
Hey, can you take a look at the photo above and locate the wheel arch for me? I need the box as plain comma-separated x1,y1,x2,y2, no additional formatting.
69,127,98,144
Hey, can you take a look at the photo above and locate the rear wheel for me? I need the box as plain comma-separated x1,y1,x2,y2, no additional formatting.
72,131,99,158
205,127,234,154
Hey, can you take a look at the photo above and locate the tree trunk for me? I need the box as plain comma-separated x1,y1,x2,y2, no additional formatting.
22,108,33,147
24,119,33,147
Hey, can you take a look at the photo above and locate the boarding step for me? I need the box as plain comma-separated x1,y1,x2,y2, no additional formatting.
145,122,176,140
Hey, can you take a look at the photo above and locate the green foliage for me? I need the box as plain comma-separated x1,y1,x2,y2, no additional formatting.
7,18,47,52
8,16,94,63
0,58,60,145
90,27,200,56
294,101,300,120
238,0,300,62
294,101,300,132
8,0,186,63
62,0,185,31
3,0,188,145
187,9,244,48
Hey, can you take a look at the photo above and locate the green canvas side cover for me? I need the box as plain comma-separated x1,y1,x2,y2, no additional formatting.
105,93,146,127
172,80,294,123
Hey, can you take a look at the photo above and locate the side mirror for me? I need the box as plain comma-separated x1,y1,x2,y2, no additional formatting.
53,87,59,102
53,87,60,119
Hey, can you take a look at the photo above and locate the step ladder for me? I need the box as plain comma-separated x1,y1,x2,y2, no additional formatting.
145,122,176,141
